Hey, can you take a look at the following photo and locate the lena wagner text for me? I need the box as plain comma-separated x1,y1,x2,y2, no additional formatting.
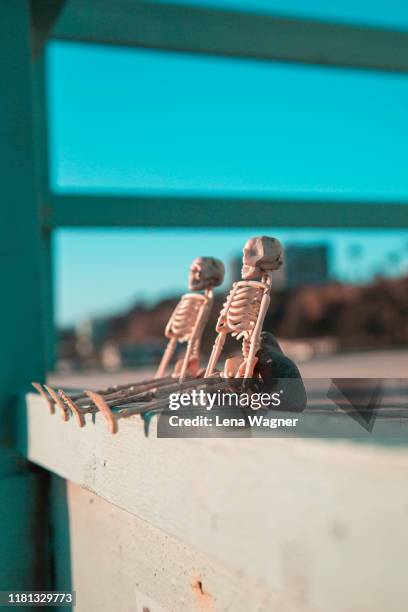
168,415,299,429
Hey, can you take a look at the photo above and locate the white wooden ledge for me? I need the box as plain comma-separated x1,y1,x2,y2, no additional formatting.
22,391,408,611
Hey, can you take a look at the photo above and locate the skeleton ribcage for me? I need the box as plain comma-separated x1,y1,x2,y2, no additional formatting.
217,281,266,356
165,293,205,343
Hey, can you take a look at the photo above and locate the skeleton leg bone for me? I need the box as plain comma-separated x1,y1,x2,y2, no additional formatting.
33,373,174,415
155,337,178,379
204,332,227,377
243,289,271,379
57,379,174,429
58,390,86,427
31,382,55,414
65,374,173,404
43,385,70,421
56,375,214,432
57,387,151,428
57,375,176,422
84,375,225,433
179,289,213,383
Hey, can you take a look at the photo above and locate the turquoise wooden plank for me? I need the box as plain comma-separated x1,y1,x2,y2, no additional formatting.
32,53,56,371
0,473,49,593
0,0,47,439
0,0,49,592
47,193,408,228
49,0,408,73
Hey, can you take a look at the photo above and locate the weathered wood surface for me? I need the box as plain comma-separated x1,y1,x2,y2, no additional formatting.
64,479,275,611
25,392,408,611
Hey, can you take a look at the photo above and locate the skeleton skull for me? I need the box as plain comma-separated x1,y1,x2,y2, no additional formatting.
241,236,283,280
188,257,225,291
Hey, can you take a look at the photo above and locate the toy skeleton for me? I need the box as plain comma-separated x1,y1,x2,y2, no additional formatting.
32,256,224,432
206,236,283,379
33,238,284,434
77,236,284,433
155,256,225,380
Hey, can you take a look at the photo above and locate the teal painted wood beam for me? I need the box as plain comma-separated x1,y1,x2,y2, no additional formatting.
47,193,408,228
32,53,56,372
49,0,408,74
0,0,47,436
0,473,49,590
0,0,50,592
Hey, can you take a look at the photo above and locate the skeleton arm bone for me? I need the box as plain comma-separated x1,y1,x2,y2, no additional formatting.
242,276,272,379
204,284,238,377
154,297,187,379
179,289,214,382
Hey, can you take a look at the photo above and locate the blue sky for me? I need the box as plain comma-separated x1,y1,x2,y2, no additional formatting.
48,19,408,326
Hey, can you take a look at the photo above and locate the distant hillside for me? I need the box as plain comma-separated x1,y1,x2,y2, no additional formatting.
118,276,408,350
267,276,408,349
59,275,408,366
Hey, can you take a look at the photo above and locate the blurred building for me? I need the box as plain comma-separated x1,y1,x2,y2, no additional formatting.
75,317,110,363
283,244,330,288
